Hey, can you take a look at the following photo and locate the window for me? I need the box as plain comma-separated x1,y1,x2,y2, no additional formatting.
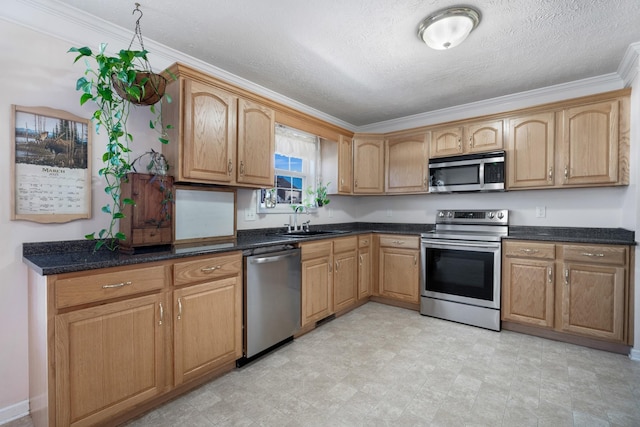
258,124,319,213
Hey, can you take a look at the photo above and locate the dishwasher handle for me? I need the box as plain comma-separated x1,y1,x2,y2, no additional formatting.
249,251,299,264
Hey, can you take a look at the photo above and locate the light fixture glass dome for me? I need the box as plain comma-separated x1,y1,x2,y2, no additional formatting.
418,7,481,50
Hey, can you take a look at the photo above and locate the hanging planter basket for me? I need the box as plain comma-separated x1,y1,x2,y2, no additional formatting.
111,71,167,105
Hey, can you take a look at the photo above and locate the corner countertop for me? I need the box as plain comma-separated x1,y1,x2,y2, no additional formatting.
23,223,635,276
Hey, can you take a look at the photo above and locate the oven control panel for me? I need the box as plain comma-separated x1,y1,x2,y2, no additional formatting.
436,209,508,225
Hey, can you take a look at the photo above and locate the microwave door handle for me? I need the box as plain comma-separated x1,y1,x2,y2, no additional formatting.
479,162,485,188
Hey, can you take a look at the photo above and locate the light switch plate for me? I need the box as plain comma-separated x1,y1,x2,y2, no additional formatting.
244,208,256,221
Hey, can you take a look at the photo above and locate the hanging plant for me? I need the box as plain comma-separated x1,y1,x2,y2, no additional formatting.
69,3,173,251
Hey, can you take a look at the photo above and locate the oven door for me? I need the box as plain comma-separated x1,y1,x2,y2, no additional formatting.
420,239,501,309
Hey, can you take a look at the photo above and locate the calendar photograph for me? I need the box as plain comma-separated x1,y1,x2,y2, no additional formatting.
11,105,92,223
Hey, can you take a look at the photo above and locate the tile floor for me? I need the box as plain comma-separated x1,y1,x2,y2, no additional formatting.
7,302,640,426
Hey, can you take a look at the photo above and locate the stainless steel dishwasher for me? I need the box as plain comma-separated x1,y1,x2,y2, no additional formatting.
240,246,301,365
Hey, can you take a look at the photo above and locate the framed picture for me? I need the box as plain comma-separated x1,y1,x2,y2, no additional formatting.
11,105,92,223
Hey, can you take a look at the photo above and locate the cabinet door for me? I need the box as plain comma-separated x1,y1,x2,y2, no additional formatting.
507,112,555,189
358,246,371,300
301,256,333,326
560,263,626,342
337,135,353,194
379,247,419,303
333,248,357,312
430,126,463,158
183,80,237,183
237,98,275,186
353,137,384,193
561,100,618,185
466,120,503,153
385,133,429,193
174,276,242,385
502,257,554,328
55,293,167,426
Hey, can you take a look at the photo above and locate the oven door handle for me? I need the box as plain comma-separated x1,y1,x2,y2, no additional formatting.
422,240,501,250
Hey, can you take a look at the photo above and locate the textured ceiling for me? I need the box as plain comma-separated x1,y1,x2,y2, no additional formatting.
55,0,640,126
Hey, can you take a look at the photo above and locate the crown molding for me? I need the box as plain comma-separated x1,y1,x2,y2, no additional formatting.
357,73,625,133
2,0,632,135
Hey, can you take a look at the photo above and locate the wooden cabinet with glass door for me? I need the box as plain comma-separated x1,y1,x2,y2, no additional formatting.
385,132,429,193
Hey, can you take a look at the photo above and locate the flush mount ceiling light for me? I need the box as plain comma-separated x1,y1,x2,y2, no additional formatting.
418,6,481,50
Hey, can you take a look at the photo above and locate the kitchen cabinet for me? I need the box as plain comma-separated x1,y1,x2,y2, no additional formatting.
502,241,556,328
353,135,384,194
162,65,274,187
357,235,372,300
506,112,556,189
300,240,333,327
385,132,429,193
378,234,420,304
48,263,170,426
172,253,243,385
332,237,358,312
507,95,629,190
502,240,631,345
337,135,353,194
119,173,174,252
430,120,503,158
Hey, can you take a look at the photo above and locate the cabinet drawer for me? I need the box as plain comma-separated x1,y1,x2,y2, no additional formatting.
358,235,371,248
174,252,242,286
379,234,419,250
562,244,627,266
333,236,357,253
301,240,332,261
56,265,166,309
504,241,555,259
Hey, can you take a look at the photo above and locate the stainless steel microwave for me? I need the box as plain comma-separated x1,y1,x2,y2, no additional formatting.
429,151,505,193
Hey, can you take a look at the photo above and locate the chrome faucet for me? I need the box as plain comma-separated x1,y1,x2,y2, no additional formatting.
292,206,304,231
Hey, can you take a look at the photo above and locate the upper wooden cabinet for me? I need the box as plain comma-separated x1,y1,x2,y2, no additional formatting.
430,120,503,158
385,132,429,193
337,135,353,194
353,135,384,194
162,72,274,188
506,94,629,190
507,112,556,189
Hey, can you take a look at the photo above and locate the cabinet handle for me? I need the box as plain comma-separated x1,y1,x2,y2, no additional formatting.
363,239,369,245
519,248,539,254
240,160,245,175
458,138,462,151
329,262,332,273
392,240,405,245
177,298,183,320
423,177,427,188
564,269,569,286
414,255,417,266
564,165,569,181
201,265,222,273
355,179,358,188
335,261,339,272
359,254,363,265
581,252,605,258
227,159,233,175
159,303,164,326
340,178,344,185
469,136,473,149
548,167,553,181
102,281,132,289
548,267,552,284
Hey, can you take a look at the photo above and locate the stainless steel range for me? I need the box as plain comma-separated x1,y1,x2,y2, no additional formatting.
420,209,508,331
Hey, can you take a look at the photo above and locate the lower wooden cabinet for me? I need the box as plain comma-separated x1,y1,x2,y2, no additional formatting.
301,240,333,327
357,235,372,300
332,237,358,312
502,240,631,345
378,234,420,304
54,292,167,426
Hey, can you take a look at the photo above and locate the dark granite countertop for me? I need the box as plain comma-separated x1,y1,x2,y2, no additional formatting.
23,223,635,276
22,222,434,276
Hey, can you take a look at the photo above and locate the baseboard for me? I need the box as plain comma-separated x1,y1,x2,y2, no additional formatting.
0,400,29,425
629,347,640,361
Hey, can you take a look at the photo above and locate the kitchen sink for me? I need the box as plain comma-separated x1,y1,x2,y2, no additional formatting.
278,230,350,237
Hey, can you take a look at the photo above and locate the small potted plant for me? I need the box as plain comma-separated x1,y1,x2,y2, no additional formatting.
314,181,331,207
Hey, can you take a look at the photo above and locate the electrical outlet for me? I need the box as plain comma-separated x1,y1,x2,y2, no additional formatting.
244,208,256,221
386,209,393,217
535,206,546,218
